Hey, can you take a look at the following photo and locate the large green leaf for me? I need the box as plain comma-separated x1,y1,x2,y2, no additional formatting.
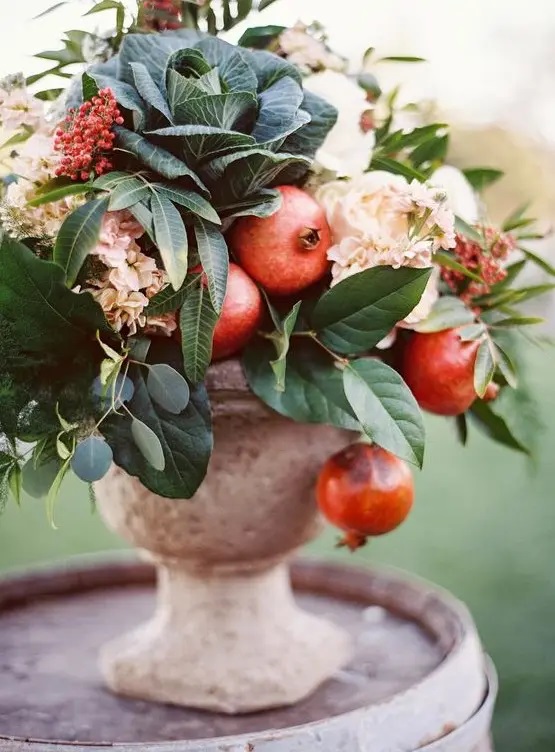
248,48,302,89
151,192,189,291
206,149,311,200
148,124,255,164
342,358,425,467
311,266,432,354
53,198,108,287
193,218,229,313
167,69,206,117
252,76,307,145
152,182,221,224
102,338,212,499
282,90,337,160
179,281,218,383
195,37,258,93
114,127,207,191
107,177,151,211
173,91,258,131
0,236,111,356
243,338,360,431
117,30,203,87
411,296,475,333
87,73,147,129
218,188,281,219
129,62,173,122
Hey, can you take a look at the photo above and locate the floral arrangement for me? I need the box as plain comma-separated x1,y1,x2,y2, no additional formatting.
0,0,552,537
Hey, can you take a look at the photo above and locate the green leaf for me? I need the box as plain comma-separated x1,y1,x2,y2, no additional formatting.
173,90,258,131
8,464,22,505
53,198,109,287
455,215,483,245
410,134,448,167
493,316,544,328
311,266,432,354
147,273,200,316
251,76,308,145
243,338,359,431
129,62,173,122
411,296,475,333
193,218,229,313
493,343,518,388
33,1,67,19
455,414,468,446
343,358,425,467
153,183,221,224
148,124,256,164
196,37,259,93
458,323,487,342
282,90,338,161
146,363,190,414
151,192,189,291
370,156,426,181
82,71,99,101
218,188,281,219
102,339,213,498
114,127,207,191
469,400,528,455
502,203,531,232
434,250,483,283
85,0,123,13
521,247,555,277
179,281,218,383
269,302,302,392
0,236,111,358
88,74,147,129
45,459,71,527
378,55,426,63
22,458,61,500
462,167,504,191
238,25,285,49
27,177,92,207
474,339,495,398
107,177,151,211
131,418,165,472
128,200,155,242
71,436,113,482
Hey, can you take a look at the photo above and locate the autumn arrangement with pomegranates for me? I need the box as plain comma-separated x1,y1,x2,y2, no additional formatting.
0,0,552,544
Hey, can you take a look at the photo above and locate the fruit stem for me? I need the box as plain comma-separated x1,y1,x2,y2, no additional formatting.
293,331,348,365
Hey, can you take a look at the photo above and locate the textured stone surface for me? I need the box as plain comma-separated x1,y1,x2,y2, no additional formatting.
94,359,354,711
0,558,495,751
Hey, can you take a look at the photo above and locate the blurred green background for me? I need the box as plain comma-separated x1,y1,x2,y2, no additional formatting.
0,344,553,752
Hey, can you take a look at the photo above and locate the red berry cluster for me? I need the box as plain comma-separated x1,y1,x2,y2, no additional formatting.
441,227,516,304
54,89,124,182
142,0,182,31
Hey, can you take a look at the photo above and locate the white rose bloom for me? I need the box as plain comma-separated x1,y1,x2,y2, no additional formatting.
303,70,375,177
430,165,480,225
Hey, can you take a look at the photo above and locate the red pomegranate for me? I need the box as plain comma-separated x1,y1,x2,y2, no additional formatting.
401,328,480,416
211,263,263,361
228,185,332,296
316,443,414,550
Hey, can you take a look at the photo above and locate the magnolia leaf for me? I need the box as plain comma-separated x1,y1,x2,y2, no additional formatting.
71,436,113,482
269,302,302,392
343,358,425,467
179,281,218,383
311,266,432,354
193,218,229,313
151,192,189,290
243,338,359,431
146,363,190,414
53,198,109,286
474,339,496,398
131,418,166,471
411,296,475,333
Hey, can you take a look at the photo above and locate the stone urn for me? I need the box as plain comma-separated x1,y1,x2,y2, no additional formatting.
95,359,352,714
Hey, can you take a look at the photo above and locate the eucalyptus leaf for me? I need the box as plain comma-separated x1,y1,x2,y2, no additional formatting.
131,418,166,471
22,458,61,499
343,358,425,467
71,436,113,482
146,363,190,414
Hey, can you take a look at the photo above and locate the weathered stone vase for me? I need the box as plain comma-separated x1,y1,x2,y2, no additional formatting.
95,359,352,714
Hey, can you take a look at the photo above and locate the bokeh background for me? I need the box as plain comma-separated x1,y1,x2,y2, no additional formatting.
1,2,555,750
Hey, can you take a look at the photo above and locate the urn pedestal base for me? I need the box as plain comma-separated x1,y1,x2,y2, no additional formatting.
100,561,351,713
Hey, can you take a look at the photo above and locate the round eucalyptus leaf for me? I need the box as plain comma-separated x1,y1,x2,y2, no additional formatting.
146,363,190,414
71,436,113,483
131,418,166,471
91,374,135,409
22,458,61,500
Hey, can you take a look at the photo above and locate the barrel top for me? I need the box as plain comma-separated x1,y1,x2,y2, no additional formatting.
0,557,492,751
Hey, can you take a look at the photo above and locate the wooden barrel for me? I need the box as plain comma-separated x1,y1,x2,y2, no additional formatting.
0,557,496,751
